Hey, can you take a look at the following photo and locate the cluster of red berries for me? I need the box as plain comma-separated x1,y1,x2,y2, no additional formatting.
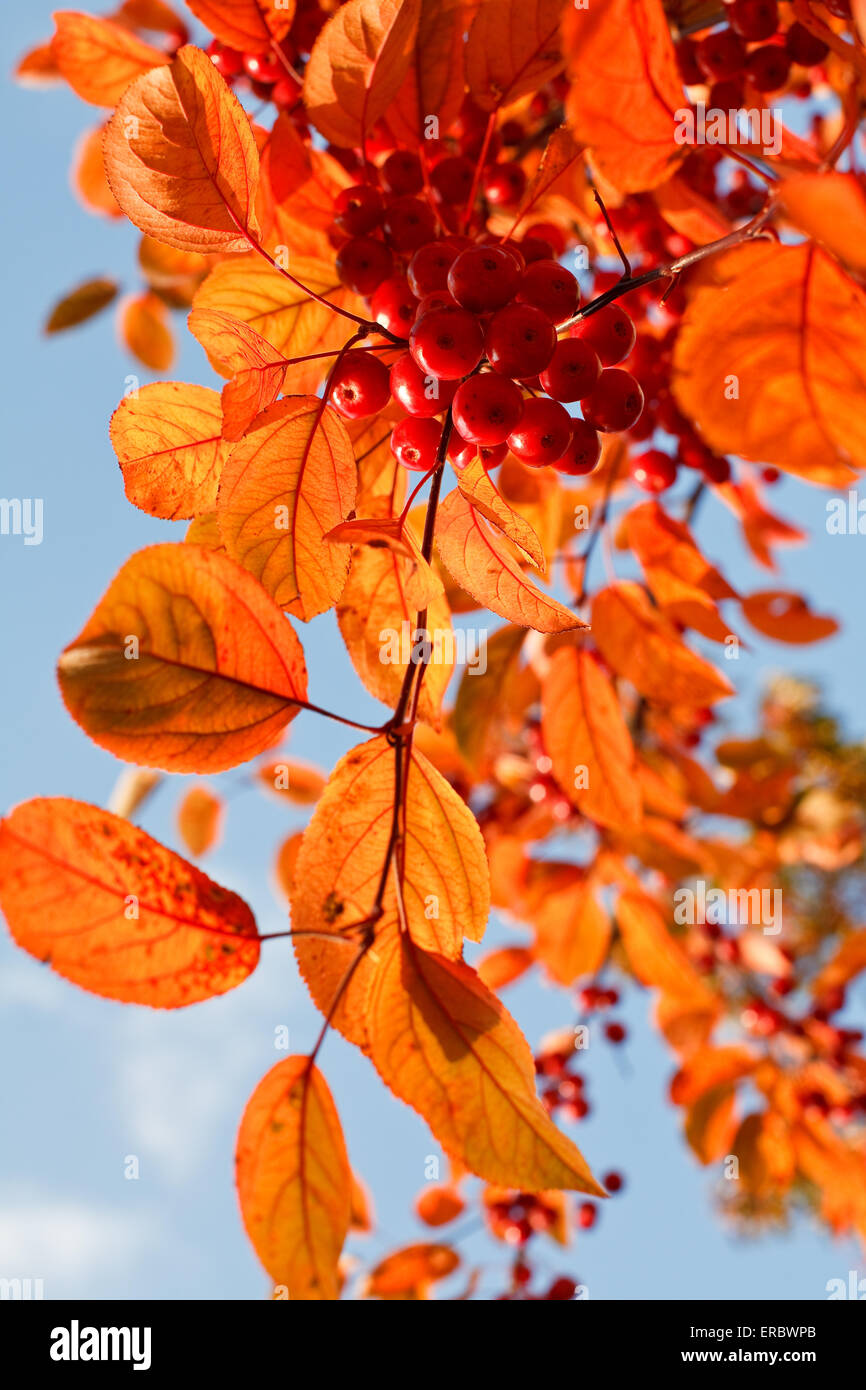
676,2,831,103
486,1191,563,1247
206,0,329,114
501,1266,582,1301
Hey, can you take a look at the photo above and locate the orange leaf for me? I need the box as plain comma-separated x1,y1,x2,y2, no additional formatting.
14,40,61,86
670,1045,758,1107
104,44,260,254
592,582,734,706
561,0,684,192
527,864,612,986
672,243,866,483
364,1242,458,1298
542,647,642,830
415,1184,466,1228
187,308,287,441
273,830,303,901
465,0,565,111
73,125,122,218
236,1056,350,1301
51,10,169,107
216,396,357,621
509,125,583,235
778,171,866,277
436,489,586,634
452,623,528,773
617,891,717,1010
257,759,327,804
684,1086,738,1164
367,931,605,1194
177,785,223,856
388,0,465,146
476,945,534,992
456,457,546,572
303,0,422,149
186,0,294,51
110,382,231,519
57,544,308,772
44,277,118,334
741,591,838,645
0,798,258,1007
119,291,175,371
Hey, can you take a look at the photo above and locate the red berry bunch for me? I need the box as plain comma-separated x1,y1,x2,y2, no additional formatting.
675,3,830,105
206,0,331,118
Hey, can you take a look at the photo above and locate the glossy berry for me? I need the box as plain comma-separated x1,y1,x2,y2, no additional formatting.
381,150,423,196
785,22,829,66
520,236,554,265
516,260,579,325
482,162,527,208
630,449,677,493
570,304,636,367
431,155,476,205
696,31,746,81
242,50,283,84
452,374,524,446
272,75,302,111
390,416,443,472
604,1171,624,1194
447,246,521,313
577,1202,597,1231
334,185,384,236
390,352,457,418
729,0,778,41
329,350,391,420
336,236,392,295
207,41,244,79
555,420,602,476
539,339,601,402
370,275,418,335
527,222,567,257
746,43,790,91
407,243,457,297
486,304,557,379
383,196,436,252
547,1277,578,1301
507,398,572,466
581,369,644,433
604,1021,627,1045
446,429,477,470
409,305,485,380
480,442,508,467
417,288,458,315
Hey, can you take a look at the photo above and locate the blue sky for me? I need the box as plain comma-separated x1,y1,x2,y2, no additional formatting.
1,2,863,1300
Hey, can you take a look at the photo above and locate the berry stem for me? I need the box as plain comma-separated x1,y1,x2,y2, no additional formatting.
461,111,497,233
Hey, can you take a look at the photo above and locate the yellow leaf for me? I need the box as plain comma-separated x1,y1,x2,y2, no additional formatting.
110,382,231,520
303,0,422,149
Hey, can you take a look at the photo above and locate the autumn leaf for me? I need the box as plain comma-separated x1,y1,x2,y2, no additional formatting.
57,544,308,772
672,243,866,483
670,1045,758,1107
177,785,223,856
617,892,717,1010
367,931,605,1194
741,591,838,645
216,396,357,621
0,798,258,1007
119,291,174,371
236,1056,351,1301
103,44,260,254
561,0,683,192
73,126,122,218
508,125,583,236
778,171,866,277
542,647,642,831
51,10,169,107
456,458,546,572
187,308,287,441
525,863,612,986
415,1184,466,1228
303,0,422,150
186,0,294,51
436,489,586,635
453,623,528,773
684,1086,739,1164
476,945,534,992
387,0,465,147
44,277,118,334
465,0,566,111
592,582,734,706
364,1242,459,1299
110,382,231,520
14,40,61,86
257,759,326,805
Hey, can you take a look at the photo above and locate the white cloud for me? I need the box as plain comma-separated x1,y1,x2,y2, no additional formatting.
0,1194,153,1292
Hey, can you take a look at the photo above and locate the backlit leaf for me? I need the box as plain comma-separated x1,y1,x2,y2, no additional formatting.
592,582,734,706
388,0,465,147
741,591,838,645
617,891,717,1010
303,0,422,149
119,291,175,371
51,10,169,107
177,784,222,856
457,457,546,572
110,382,231,520
186,0,295,51
465,0,565,111
187,308,287,441
44,277,118,334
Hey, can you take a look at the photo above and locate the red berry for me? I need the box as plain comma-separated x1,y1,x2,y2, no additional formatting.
329,349,391,420
243,51,283,84
539,339,601,402
604,1021,627,1044
390,416,443,472
699,453,731,485
461,125,502,163
272,74,302,110
480,442,508,467
603,1171,624,1194
446,429,477,470
696,30,746,81
507,397,572,466
416,288,458,316
381,150,423,196
527,222,566,257
577,1202,597,1231
407,243,457,297
516,259,579,326
390,352,457,418
746,43,790,91
546,1277,578,1301
336,236,393,295
482,162,527,208
370,275,418,335
492,239,526,275
383,196,436,253
452,374,524,446
554,419,602,476
762,465,780,484
334,186,385,237
410,305,485,379
207,41,244,79
630,449,677,493
569,304,636,366
676,37,703,85
729,0,778,41
785,22,829,66
519,236,554,265
431,155,476,205
485,303,557,378
447,246,521,313
709,77,745,109
582,368,644,433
